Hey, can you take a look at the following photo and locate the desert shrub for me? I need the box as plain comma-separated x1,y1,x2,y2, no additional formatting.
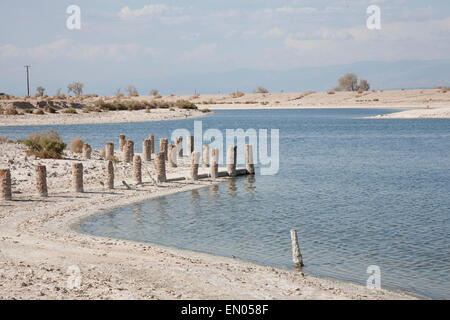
253,86,268,94
115,88,124,98
4,108,18,115
23,108,34,114
149,89,159,96
175,100,198,109
231,91,245,98
70,138,84,153
67,82,84,96
62,108,77,114
126,85,139,97
44,106,57,113
200,108,211,113
260,101,269,105
33,109,45,115
22,130,66,159
169,107,175,111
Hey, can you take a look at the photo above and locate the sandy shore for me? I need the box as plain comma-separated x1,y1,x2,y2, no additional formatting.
0,142,417,299
1,89,449,127
0,109,206,127
367,107,450,119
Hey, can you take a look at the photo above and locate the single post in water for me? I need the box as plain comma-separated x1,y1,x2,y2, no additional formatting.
186,135,194,157
154,152,166,182
123,141,134,163
105,142,114,159
106,160,114,189
142,139,151,161
72,163,84,193
148,134,155,154
190,151,200,180
119,135,126,152
226,146,237,177
202,145,209,168
176,136,183,157
133,155,142,185
168,144,177,168
290,229,304,268
245,144,255,174
210,148,219,179
160,138,168,161
82,143,92,160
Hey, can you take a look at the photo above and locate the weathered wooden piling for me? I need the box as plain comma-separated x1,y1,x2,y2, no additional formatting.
290,229,304,267
35,165,48,197
210,148,219,179
106,160,114,189
123,141,134,163
176,136,183,157
142,139,151,161
148,134,155,154
0,169,12,200
160,138,168,160
226,146,237,177
133,155,142,185
168,144,177,168
154,152,166,182
202,145,209,168
186,135,194,157
82,144,92,160
105,142,114,159
119,135,126,152
72,163,84,193
190,151,200,180
245,144,255,174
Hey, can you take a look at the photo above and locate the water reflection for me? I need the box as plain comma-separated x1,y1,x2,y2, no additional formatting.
226,178,237,197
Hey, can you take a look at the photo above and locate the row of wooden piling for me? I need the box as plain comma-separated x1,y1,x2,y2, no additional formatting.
0,135,255,200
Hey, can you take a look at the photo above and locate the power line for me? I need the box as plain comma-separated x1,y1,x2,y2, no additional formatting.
24,65,31,96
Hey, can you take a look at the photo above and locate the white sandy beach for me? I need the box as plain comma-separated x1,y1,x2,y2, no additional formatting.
0,142,416,299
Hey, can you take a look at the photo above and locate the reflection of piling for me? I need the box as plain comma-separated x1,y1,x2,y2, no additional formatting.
155,152,166,182
35,165,48,197
202,145,209,168
72,163,84,193
133,155,142,185
82,144,92,160
160,138,168,160
119,135,126,152
210,148,218,179
290,229,304,268
245,144,255,174
123,141,134,163
190,151,200,180
168,144,177,168
148,134,155,154
106,160,114,189
105,142,114,159
186,135,194,157
142,139,151,161
226,146,237,177
0,169,12,200
176,136,183,157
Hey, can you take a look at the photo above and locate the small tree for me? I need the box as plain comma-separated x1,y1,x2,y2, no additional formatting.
67,82,84,96
149,89,159,96
358,79,370,92
334,73,358,91
127,85,138,97
36,86,45,96
253,86,269,93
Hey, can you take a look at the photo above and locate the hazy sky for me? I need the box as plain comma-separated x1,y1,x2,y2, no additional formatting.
1,0,449,95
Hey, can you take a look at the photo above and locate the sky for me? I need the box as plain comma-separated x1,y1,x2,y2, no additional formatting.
0,0,449,95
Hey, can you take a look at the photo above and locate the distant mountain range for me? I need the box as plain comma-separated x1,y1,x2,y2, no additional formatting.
148,59,450,94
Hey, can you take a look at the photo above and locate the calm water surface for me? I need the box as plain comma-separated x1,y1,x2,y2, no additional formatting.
2,109,449,299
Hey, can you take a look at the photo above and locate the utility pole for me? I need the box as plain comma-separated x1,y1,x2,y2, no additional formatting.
24,65,31,96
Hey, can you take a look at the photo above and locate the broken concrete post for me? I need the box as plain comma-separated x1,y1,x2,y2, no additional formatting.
210,148,219,179
142,139,151,161
154,152,166,182
123,140,134,163
245,144,255,174
72,163,84,193
290,229,304,268
0,169,12,200
106,160,114,189
168,144,177,168
133,155,142,185
82,143,92,160
176,136,183,157
190,151,200,180
202,145,209,168
105,142,114,159
186,135,194,157
226,146,237,177
159,138,168,160
148,134,155,154
35,165,48,197
119,134,126,152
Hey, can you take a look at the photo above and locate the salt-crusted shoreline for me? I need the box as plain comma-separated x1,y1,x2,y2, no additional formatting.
0,142,417,299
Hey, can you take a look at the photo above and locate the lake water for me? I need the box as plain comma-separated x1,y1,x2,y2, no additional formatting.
2,109,449,299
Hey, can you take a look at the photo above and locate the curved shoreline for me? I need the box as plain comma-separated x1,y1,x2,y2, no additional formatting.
0,150,417,299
